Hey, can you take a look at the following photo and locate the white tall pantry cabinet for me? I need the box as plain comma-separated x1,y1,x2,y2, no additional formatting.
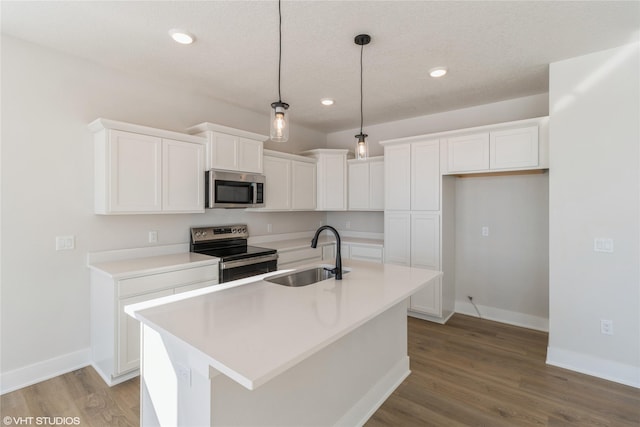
382,138,455,323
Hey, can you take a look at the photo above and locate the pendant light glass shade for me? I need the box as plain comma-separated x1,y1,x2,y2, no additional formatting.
354,34,371,160
270,101,289,142
355,133,368,160
270,0,289,142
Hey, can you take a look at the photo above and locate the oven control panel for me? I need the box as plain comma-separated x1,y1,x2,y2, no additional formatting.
191,224,249,242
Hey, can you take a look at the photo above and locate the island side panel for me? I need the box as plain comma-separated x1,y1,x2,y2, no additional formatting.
210,300,410,427
140,323,214,427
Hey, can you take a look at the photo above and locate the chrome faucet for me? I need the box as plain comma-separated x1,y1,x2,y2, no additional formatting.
310,225,342,280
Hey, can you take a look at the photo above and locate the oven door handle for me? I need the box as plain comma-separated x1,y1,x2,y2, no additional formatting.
220,253,279,270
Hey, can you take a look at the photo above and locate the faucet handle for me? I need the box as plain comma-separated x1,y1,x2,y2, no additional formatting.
324,266,338,274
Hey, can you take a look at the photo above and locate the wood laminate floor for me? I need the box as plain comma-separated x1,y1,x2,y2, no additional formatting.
2,314,638,426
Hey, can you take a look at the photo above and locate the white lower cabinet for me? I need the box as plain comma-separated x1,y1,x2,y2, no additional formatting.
117,289,173,374
278,246,325,269
409,277,442,317
384,212,443,318
90,262,218,385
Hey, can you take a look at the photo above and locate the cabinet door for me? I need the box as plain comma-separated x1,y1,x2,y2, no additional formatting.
108,130,162,213
410,278,442,317
210,132,238,171
322,244,336,262
384,144,411,210
117,289,173,375
409,213,441,316
490,126,539,170
411,140,440,211
162,139,204,212
350,244,384,263
263,156,291,210
291,161,316,210
446,133,490,173
348,162,370,210
369,160,384,210
318,154,347,210
411,213,440,269
237,137,264,173
384,212,411,266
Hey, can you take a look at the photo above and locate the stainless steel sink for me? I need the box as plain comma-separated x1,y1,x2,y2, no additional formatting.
265,267,349,287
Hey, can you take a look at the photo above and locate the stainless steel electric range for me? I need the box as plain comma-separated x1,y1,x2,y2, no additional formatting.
190,225,278,283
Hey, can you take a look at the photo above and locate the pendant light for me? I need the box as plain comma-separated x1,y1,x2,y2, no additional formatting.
354,34,371,160
270,0,289,142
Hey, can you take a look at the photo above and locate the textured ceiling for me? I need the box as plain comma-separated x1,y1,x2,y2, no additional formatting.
2,1,639,133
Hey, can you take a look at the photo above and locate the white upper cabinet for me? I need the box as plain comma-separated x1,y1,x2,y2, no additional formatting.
291,160,317,210
186,122,266,173
441,118,547,175
446,133,490,173
348,157,384,211
411,140,440,211
384,144,411,211
384,140,439,212
89,119,205,215
262,154,292,210
162,138,205,212
301,149,352,211
260,150,316,211
490,125,539,170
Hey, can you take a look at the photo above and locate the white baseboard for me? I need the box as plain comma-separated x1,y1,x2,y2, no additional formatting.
455,300,549,332
1,348,91,394
336,356,410,427
547,346,640,389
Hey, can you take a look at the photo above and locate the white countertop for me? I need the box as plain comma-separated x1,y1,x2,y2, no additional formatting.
126,260,441,390
88,252,219,279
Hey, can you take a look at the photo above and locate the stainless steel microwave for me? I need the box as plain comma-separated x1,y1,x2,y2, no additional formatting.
205,170,265,208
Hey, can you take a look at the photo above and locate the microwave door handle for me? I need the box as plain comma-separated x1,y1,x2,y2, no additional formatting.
251,182,258,204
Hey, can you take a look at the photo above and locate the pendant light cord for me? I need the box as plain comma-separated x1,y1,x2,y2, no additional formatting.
277,0,282,103
359,41,364,134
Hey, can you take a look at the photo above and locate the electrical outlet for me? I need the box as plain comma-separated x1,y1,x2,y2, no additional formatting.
267,224,272,233
481,226,489,237
55,236,75,251
148,231,158,243
600,319,613,335
176,363,191,386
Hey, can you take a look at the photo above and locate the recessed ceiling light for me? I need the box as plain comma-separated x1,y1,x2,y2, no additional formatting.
429,67,448,78
321,98,335,106
169,29,194,45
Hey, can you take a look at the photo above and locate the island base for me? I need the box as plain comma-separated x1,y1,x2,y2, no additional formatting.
140,301,411,426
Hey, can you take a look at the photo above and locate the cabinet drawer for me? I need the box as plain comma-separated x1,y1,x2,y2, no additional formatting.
350,245,384,263
277,247,322,266
118,265,218,297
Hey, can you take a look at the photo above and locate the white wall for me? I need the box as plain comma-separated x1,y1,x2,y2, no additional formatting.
548,42,640,387
454,174,549,330
0,36,326,386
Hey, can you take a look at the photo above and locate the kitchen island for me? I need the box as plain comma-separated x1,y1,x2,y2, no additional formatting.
126,260,441,426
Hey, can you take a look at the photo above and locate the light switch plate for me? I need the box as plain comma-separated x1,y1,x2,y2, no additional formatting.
55,236,75,251
594,238,614,253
